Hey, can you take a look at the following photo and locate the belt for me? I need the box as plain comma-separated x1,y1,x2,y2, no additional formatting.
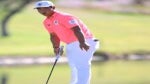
93,39,99,42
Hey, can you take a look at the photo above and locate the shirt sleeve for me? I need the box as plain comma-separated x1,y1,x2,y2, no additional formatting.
43,19,54,33
62,16,79,29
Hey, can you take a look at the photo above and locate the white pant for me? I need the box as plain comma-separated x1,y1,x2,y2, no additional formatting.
66,38,99,84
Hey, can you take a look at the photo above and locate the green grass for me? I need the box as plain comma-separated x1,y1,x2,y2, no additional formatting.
0,5,150,55
1,61,150,84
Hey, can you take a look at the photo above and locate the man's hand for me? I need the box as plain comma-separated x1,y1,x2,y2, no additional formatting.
54,47,59,55
79,42,90,51
54,47,64,55
72,26,90,51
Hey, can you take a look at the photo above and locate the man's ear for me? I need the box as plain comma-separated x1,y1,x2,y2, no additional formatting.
52,6,55,10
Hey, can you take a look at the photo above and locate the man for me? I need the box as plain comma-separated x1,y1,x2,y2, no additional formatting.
34,1,99,84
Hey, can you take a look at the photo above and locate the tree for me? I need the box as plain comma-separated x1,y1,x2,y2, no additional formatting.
0,0,34,37
133,0,144,6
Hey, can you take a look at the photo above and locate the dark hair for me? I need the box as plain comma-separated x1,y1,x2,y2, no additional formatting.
36,6,55,10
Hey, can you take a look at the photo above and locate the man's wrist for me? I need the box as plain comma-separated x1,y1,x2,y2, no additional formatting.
79,41,86,45
53,46,59,49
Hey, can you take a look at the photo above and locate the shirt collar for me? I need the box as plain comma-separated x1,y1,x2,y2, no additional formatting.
47,10,58,20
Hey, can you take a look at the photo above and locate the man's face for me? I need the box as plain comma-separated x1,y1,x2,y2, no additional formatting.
37,7,54,17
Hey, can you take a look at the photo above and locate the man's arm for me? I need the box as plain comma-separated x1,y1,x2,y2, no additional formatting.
50,33,60,55
71,26,90,51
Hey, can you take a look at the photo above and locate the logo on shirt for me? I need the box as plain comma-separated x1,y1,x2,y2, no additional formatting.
69,20,76,24
54,20,59,25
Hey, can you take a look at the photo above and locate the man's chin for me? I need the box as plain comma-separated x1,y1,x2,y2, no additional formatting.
45,14,50,17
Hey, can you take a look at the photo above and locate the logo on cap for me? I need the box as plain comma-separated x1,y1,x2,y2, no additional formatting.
38,3,42,6
54,20,59,25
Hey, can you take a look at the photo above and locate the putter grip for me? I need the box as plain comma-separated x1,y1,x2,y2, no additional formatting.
58,46,64,55
56,46,64,60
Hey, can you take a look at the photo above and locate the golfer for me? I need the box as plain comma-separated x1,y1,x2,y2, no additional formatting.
34,1,99,84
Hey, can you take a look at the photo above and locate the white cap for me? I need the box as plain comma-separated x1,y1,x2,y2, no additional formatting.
34,1,54,9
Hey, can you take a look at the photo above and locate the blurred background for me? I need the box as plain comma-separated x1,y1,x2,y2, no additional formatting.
0,0,150,84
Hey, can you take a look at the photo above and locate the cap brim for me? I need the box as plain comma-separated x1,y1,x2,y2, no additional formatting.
34,6,51,9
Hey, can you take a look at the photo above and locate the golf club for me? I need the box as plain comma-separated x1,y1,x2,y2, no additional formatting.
45,45,64,84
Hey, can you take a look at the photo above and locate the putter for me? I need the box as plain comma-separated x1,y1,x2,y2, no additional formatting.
45,46,64,84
